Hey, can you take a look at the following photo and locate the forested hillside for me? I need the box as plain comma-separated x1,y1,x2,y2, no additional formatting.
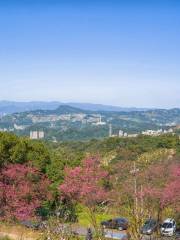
0,131,179,239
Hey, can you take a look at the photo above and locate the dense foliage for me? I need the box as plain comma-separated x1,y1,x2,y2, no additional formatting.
0,132,50,171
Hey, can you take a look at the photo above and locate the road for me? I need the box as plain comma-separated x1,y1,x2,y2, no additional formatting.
141,229,180,240
47,224,179,240
1,222,178,240
141,235,178,240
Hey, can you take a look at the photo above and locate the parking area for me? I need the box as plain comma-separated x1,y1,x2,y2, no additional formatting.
103,230,179,240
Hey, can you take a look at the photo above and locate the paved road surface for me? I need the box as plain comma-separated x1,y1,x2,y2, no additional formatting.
104,229,128,239
141,235,178,240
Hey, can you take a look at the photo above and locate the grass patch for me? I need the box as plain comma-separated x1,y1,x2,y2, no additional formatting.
76,205,115,227
0,222,41,240
0,237,12,240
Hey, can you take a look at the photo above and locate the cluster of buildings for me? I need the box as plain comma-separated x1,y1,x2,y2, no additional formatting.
0,127,14,132
118,130,138,138
27,113,111,126
109,126,138,138
13,124,26,130
108,125,175,138
30,114,71,123
92,115,106,126
29,113,103,125
141,128,173,136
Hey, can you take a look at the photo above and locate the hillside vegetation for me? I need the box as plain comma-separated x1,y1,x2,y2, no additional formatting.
0,132,179,239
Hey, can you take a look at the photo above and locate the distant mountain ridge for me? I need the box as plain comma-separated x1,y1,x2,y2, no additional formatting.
28,105,88,115
0,101,61,115
66,103,150,112
0,101,151,115
10,104,180,119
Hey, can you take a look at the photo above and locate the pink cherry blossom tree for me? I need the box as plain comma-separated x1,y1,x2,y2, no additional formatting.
0,163,51,221
59,156,109,229
141,162,180,220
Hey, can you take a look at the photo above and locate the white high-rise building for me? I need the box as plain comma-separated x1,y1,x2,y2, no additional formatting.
30,131,45,139
38,131,45,139
119,130,124,137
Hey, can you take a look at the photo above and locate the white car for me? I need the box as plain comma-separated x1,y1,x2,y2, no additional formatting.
160,218,176,236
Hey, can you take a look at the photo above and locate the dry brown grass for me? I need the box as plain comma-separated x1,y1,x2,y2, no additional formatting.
0,223,42,240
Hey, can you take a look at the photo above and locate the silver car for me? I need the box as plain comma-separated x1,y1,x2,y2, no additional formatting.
160,218,176,237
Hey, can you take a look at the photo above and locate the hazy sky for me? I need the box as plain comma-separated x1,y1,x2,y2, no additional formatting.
0,0,179,108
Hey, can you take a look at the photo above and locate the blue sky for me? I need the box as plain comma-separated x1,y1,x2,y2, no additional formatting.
0,0,179,108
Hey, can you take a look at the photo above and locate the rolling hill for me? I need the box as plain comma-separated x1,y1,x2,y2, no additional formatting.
0,101,149,115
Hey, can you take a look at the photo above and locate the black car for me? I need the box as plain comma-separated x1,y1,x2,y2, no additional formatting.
140,219,159,235
101,217,129,230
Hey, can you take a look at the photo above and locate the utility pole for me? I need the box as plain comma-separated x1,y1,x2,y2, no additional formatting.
130,162,139,217
140,185,144,216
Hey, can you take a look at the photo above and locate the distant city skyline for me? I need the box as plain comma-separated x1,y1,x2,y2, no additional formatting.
0,1,180,108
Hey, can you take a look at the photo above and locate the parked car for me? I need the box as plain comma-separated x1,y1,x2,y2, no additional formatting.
101,217,129,230
140,219,158,235
160,218,176,236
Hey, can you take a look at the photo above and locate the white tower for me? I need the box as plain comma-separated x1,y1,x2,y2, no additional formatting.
109,124,112,137
99,115,102,124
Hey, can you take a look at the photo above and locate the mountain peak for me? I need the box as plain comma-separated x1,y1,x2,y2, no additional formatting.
55,105,85,114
